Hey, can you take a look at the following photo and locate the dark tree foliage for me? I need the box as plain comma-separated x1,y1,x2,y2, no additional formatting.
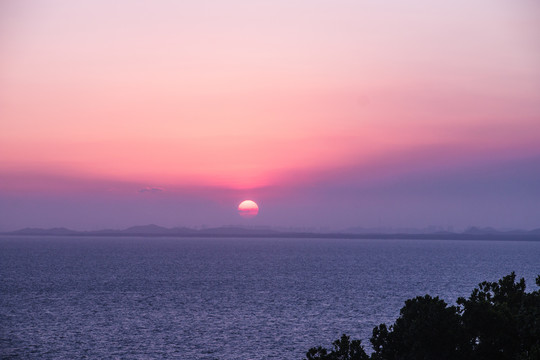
457,272,540,360
305,334,369,360
370,295,468,360
305,273,540,360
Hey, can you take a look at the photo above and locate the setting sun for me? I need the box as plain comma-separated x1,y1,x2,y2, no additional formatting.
238,200,259,219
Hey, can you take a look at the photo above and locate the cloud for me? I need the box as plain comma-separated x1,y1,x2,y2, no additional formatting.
138,186,164,194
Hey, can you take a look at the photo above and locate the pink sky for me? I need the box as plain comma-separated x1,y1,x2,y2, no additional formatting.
1,0,539,230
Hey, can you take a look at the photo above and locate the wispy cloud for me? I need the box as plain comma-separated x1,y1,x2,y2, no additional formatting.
138,187,164,194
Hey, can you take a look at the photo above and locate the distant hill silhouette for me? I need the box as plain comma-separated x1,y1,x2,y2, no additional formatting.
2,224,540,241
464,226,540,235
11,227,80,236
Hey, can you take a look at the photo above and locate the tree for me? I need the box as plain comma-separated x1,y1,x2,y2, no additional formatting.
370,295,468,360
304,273,540,360
305,334,369,360
457,272,540,360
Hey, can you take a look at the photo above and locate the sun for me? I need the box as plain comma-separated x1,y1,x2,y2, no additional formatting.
238,200,259,218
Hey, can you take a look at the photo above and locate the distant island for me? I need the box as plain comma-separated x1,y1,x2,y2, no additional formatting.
2,224,540,241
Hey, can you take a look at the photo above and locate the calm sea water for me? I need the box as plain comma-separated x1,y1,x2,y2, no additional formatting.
1,236,539,359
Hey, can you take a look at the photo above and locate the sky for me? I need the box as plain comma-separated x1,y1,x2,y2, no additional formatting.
1,0,539,231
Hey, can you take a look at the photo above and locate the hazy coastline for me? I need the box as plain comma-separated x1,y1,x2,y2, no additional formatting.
3,224,540,241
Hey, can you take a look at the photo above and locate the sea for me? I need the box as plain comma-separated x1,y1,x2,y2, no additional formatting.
1,236,539,359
